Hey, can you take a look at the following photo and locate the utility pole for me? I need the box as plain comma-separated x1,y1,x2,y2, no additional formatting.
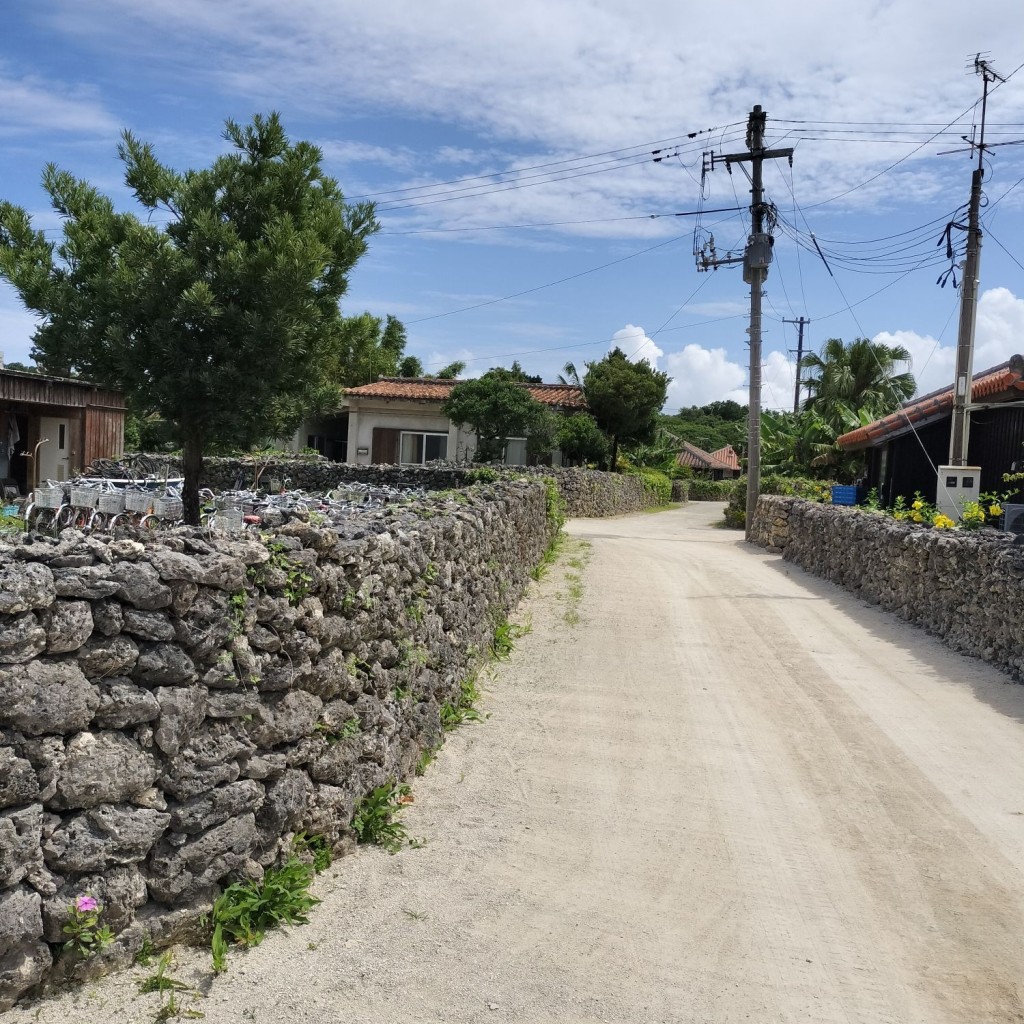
937,56,1005,518
783,316,809,413
698,106,793,539
948,56,1003,466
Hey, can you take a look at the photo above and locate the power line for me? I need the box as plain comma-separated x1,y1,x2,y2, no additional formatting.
407,232,689,324
347,123,745,200
987,228,1024,274
379,207,742,235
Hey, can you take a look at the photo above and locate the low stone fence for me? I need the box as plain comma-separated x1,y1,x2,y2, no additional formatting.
750,495,1024,680
0,480,558,1009
89,457,670,519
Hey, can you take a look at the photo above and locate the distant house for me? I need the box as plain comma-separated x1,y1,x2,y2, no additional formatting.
676,441,742,480
340,377,587,466
0,367,125,494
836,355,1024,504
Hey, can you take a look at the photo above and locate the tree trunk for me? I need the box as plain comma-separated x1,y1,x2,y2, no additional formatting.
610,435,619,472
182,433,203,526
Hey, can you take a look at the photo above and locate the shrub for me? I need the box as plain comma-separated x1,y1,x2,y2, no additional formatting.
688,478,735,501
625,466,672,506
723,475,836,529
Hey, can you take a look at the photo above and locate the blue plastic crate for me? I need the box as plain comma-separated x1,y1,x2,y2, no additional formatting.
830,485,858,506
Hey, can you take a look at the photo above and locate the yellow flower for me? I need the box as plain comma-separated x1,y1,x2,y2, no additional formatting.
911,512,923,522
990,504,1003,517
912,500,923,510
932,513,955,529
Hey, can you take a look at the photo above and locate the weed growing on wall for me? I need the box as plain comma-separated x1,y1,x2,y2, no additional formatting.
491,620,531,659
440,676,485,729
351,783,413,853
210,860,320,973
292,833,333,874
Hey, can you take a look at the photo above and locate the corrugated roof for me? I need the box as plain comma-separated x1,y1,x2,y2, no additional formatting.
676,440,736,472
343,377,587,409
836,355,1024,451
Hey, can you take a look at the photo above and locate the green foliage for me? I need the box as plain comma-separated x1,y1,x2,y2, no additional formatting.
292,833,333,874
556,413,609,466
722,475,836,529
441,368,548,462
62,896,114,958
398,355,425,377
688,479,735,501
139,953,190,995
415,744,440,777
135,935,157,967
531,533,564,581
464,466,500,484
248,542,312,606
0,112,379,523
583,347,671,470
210,859,320,973
351,783,411,853
329,312,410,393
660,401,747,456
625,466,671,505
541,476,566,532
491,620,531,659
435,360,466,379
441,676,485,730
800,336,916,427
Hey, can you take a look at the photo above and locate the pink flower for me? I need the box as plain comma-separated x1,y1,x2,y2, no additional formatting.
74,895,98,913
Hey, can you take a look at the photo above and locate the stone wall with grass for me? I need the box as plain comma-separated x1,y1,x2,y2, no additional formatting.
91,457,670,519
750,495,1024,680
0,479,559,1010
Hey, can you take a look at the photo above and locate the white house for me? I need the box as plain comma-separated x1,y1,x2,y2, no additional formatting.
340,377,586,466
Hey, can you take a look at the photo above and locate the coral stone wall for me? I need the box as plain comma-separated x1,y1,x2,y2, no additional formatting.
750,495,1024,680
0,480,557,1009
90,457,669,519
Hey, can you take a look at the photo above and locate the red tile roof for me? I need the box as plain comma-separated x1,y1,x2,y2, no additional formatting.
676,440,737,472
343,377,587,409
836,355,1024,451
710,444,741,472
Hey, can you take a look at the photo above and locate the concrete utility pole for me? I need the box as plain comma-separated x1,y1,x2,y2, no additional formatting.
700,107,793,539
783,316,809,413
948,56,1003,466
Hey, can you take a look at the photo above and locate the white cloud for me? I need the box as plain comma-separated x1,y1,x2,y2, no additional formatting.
0,64,117,136
874,286,1024,397
48,0,1024,234
663,343,744,409
610,323,662,366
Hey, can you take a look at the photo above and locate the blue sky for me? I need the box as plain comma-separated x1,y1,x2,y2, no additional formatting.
2,0,1024,412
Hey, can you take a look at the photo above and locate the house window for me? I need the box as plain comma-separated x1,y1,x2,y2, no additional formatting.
400,432,448,465
503,437,528,466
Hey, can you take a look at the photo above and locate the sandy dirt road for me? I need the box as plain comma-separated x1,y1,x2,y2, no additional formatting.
8,502,1024,1024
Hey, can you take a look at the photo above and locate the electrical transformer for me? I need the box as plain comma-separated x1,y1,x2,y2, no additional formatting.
936,465,982,520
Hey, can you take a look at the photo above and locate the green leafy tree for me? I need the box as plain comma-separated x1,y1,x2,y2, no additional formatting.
557,413,609,466
3,360,42,374
398,355,425,377
583,347,670,470
441,368,547,462
800,337,916,428
435,360,466,379
333,313,408,389
0,113,377,522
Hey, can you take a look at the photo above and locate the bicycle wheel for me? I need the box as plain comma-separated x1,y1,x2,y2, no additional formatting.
89,511,107,532
56,505,76,529
72,509,90,530
138,514,161,531
32,509,54,533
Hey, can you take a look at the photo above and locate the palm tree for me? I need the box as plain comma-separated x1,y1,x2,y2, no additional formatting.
557,361,581,387
800,337,916,429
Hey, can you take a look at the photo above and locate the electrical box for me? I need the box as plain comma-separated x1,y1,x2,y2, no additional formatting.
743,233,774,284
1002,504,1024,535
936,465,982,520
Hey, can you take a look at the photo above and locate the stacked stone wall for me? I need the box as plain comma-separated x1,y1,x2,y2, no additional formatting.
0,480,557,1009
750,495,1024,679
92,457,668,519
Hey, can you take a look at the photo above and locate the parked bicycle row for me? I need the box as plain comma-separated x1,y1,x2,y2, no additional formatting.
20,478,428,536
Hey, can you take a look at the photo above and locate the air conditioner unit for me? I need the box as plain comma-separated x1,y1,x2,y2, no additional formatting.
1002,503,1024,535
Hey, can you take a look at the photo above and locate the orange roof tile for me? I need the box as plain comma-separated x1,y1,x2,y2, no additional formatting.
710,444,741,472
837,355,1024,451
676,440,736,472
343,377,587,409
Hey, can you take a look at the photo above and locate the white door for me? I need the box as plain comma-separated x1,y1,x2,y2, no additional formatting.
37,417,71,482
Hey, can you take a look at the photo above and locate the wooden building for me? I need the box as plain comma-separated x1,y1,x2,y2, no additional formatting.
836,355,1024,505
0,369,125,495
